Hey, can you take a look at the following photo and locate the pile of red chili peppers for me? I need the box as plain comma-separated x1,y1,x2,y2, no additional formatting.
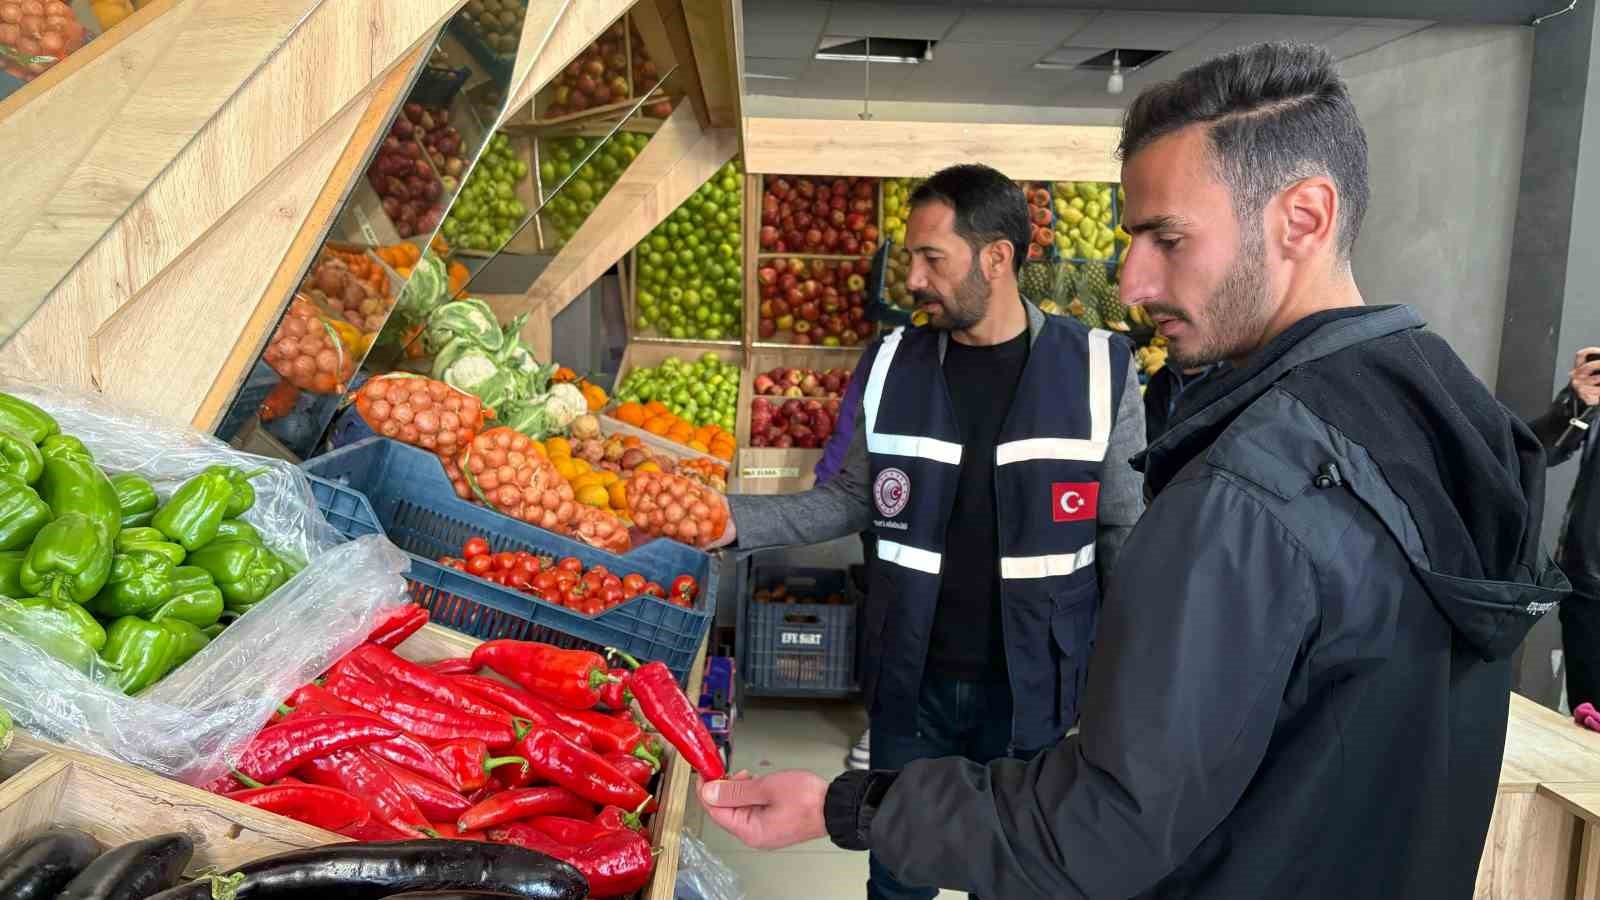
201,605,726,897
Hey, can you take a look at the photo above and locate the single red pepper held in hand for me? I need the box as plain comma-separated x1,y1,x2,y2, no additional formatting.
610,649,726,780
517,728,652,810
349,643,514,723
325,671,517,748
222,784,370,832
201,714,401,793
372,757,474,821
450,674,594,749
471,640,618,709
603,751,657,787
299,748,435,837
594,805,644,833
599,668,632,711
488,823,655,897
433,737,528,792
366,604,430,649
457,786,596,832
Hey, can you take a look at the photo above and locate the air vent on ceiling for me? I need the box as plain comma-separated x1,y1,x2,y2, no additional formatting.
815,35,934,65
1035,47,1167,72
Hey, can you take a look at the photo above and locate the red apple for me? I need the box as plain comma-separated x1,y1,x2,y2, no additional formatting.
760,226,779,249
798,302,820,322
758,319,777,340
772,299,792,317
758,267,778,287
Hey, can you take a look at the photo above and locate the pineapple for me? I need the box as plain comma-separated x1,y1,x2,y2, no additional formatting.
1020,261,1052,303
1079,264,1131,332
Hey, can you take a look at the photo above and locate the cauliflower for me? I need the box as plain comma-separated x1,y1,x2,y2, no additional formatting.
543,383,588,428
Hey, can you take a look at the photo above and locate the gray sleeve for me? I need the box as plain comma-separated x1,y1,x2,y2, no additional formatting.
866,475,1317,899
1096,355,1147,581
727,400,873,551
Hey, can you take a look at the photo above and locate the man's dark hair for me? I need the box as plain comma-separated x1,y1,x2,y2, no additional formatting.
1119,42,1370,259
909,164,1031,274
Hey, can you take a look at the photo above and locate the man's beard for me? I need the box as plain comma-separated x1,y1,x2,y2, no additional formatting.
1149,235,1272,368
911,261,991,331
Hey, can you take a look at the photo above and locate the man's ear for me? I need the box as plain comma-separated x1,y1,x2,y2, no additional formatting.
988,240,1016,279
1277,176,1339,262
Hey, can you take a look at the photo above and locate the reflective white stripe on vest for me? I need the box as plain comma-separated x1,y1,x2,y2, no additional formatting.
995,328,1113,464
863,327,964,465
877,539,943,575
1000,542,1096,580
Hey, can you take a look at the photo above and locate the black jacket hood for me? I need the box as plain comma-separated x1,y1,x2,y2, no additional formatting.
1137,305,1570,660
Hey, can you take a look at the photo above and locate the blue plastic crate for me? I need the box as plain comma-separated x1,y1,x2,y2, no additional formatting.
302,438,714,683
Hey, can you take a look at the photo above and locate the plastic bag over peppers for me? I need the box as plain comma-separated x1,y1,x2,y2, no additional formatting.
0,377,410,785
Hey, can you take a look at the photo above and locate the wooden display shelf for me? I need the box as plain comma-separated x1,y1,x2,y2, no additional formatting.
733,344,860,495
0,623,704,900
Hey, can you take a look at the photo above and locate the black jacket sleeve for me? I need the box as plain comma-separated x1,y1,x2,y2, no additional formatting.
1529,388,1589,466
860,474,1318,899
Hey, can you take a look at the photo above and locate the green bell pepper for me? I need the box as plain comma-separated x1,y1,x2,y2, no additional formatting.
116,527,166,547
0,707,10,757
0,472,50,552
89,550,176,618
19,513,113,604
201,622,226,640
115,539,185,568
38,435,121,540
211,465,268,518
151,468,234,551
0,394,58,444
0,428,42,485
150,566,223,627
110,473,158,529
102,616,179,694
0,550,25,598
213,519,262,545
157,618,209,667
186,539,282,612
0,597,105,673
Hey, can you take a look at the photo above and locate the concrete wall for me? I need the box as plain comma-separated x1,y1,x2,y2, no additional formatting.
1342,25,1534,387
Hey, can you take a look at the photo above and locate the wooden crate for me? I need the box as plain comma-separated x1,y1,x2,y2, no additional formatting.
734,345,861,495
0,624,704,900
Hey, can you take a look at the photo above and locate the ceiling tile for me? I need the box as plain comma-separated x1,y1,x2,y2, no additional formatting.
925,40,1034,69
793,59,917,98
1321,24,1429,60
1064,12,1230,51
744,56,810,79
740,0,831,35
744,29,822,59
823,3,961,40
1188,15,1362,52
941,10,1095,47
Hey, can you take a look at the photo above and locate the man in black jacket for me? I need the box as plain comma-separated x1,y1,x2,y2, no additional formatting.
1531,348,1600,707
699,42,1569,899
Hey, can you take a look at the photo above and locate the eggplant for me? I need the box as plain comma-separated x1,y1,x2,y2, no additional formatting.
143,840,587,900
383,895,523,899
0,828,102,900
56,832,194,900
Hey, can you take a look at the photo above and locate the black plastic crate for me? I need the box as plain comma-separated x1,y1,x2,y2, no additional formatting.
744,566,856,696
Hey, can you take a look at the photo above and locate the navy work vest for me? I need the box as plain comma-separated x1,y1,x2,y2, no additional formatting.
859,316,1130,751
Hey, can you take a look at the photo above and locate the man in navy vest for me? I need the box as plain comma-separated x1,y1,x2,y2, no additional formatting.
713,163,1149,900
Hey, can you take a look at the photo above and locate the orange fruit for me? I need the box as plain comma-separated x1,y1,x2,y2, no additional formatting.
644,417,672,436
688,440,709,453
546,436,572,458
608,480,628,510
577,484,611,508
615,402,646,426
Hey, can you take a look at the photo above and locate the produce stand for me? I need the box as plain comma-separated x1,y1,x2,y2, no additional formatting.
0,623,706,899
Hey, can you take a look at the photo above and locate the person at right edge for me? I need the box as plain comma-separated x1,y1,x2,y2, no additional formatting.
1530,347,1600,709
697,42,1572,899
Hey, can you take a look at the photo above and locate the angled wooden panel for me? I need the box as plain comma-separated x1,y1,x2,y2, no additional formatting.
509,0,574,102
640,0,706,129
681,0,741,129
518,100,737,331
0,0,459,393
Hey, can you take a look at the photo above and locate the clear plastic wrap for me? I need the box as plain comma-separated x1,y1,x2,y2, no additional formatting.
0,377,411,785
674,831,745,900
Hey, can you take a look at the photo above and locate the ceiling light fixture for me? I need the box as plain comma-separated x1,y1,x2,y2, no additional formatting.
1107,51,1124,95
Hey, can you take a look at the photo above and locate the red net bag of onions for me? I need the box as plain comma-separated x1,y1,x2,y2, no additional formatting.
627,471,728,549
457,427,579,532
264,296,356,394
355,373,487,460
568,505,630,555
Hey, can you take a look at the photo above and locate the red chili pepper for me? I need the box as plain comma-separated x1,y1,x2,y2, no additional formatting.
338,816,417,841
201,715,401,793
300,749,434,836
433,738,528,793
427,657,478,676
529,815,616,845
372,757,473,821
366,604,430,649
541,704,659,759
472,640,617,709
599,668,632,711
430,820,488,841
488,823,655,897
517,728,652,811
612,649,725,780
284,684,466,790
603,751,657,787
350,644,514,724
457,786,596,832
222,784,370,832
325,671,517,748
450,674,594,749
595,805,644,833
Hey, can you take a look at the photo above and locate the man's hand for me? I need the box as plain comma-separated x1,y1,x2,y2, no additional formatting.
698,770,828,849
1573,347,1600,407
707,492,737,549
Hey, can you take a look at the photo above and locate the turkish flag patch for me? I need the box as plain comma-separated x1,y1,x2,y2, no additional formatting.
1051,482,1100,523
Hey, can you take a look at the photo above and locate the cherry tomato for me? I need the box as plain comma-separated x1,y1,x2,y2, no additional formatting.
642,581,665,599
558,557,583,575
516,556,541,577
601,584,626,609
533,570,559,593
557,570,580,589
467,555,493,576
493,552,518,571
622,573,646,594
508,570,533,592
589,564,609,579
463,537,491,559
603,574,623,591
671,574,699,602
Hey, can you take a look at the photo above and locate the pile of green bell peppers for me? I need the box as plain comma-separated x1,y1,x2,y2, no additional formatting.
0,392,290,695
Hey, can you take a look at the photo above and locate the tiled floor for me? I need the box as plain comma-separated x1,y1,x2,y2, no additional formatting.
687,698,965,900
